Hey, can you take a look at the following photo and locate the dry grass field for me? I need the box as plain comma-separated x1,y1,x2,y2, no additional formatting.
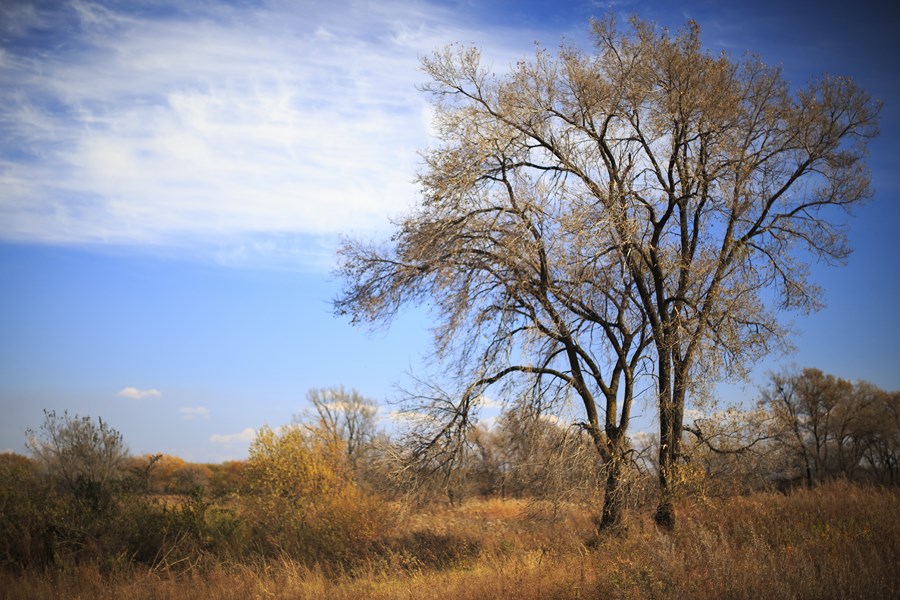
2,481,897,599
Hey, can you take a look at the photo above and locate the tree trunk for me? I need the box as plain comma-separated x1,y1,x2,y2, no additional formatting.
654,359,677,530
653,494,676,529
654,442,677,530
599,454,627,532
655,362,689,530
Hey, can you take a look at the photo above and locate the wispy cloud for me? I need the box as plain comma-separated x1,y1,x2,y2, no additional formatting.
178,406,210,420
117,386,161,399
0,0,534,269
538,413,563,426
210,427,256,445
631,431,654,448
387,409,437,425
475,394,504,409
684,408,705,423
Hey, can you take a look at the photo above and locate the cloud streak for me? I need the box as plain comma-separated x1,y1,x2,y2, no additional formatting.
210,427,257,445
178,406,211,420
0,0,536,269
117,386,162,399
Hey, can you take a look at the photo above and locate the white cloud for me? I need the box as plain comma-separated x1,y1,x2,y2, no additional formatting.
210,427,257,445
477,414,499,430
475,394,504,409
178,406,211,420
319,401,380,420
537,413,563,426
631,431,654,448
0,0,540,269
684,408,705,423
117,386,162,399
387,409,437,424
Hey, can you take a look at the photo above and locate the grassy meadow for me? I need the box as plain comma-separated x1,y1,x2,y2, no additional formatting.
2,481,897,600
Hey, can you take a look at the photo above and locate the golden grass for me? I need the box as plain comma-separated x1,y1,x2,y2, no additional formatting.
2,482,897,599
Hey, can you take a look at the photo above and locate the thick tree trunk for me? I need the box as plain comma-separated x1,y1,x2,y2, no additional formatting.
654,454,677,529
655,363,689,530
655,420,677,529
599,454,627,531
654,359,677,529
653,489,675,531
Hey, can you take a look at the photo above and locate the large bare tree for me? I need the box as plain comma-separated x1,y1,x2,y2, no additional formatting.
336,49,651,527
335,15,878,530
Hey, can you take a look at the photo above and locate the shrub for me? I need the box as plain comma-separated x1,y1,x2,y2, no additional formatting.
26,410,128,504
0,453,53,570
240,424,395,566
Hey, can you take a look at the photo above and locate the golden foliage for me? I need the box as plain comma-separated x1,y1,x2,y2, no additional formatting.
240,424,395,563
245,424,351,512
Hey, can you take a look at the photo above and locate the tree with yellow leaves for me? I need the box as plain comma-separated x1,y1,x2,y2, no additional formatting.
241,424,391,562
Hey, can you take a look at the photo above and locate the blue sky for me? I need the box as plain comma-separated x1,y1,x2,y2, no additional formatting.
1,0,898,462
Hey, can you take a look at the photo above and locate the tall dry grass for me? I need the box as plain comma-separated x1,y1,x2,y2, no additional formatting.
2,481,897,599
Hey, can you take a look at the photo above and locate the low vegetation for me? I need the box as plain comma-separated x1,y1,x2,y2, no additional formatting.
2,376,899,598
0,483,896,599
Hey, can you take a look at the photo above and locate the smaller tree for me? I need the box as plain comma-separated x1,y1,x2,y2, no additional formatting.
26,410,128,509
242,424,390,563
21,411,132,565
297,387,379,475
763,368,900,485
244,424,350,513
0,453,51,569
857,390,900,485
124,453,162,494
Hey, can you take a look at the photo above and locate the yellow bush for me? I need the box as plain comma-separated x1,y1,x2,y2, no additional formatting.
241,425,394,565
244,425,350,512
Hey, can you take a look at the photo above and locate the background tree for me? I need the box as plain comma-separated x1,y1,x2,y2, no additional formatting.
242,423,390,562
681,406,782,496
336,14,878,530
858,389,900,485
297,387,379,476
207,460,247,497
763,368,900,486
444,407,603,503
25,410,128,510
484,405,602,502
244,424,350,514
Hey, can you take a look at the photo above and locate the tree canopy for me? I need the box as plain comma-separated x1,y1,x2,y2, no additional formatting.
335,15,879,529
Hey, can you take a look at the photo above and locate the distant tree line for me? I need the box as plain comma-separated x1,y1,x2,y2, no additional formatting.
1,374,896,573
346,370,898,506
762,368,899,486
